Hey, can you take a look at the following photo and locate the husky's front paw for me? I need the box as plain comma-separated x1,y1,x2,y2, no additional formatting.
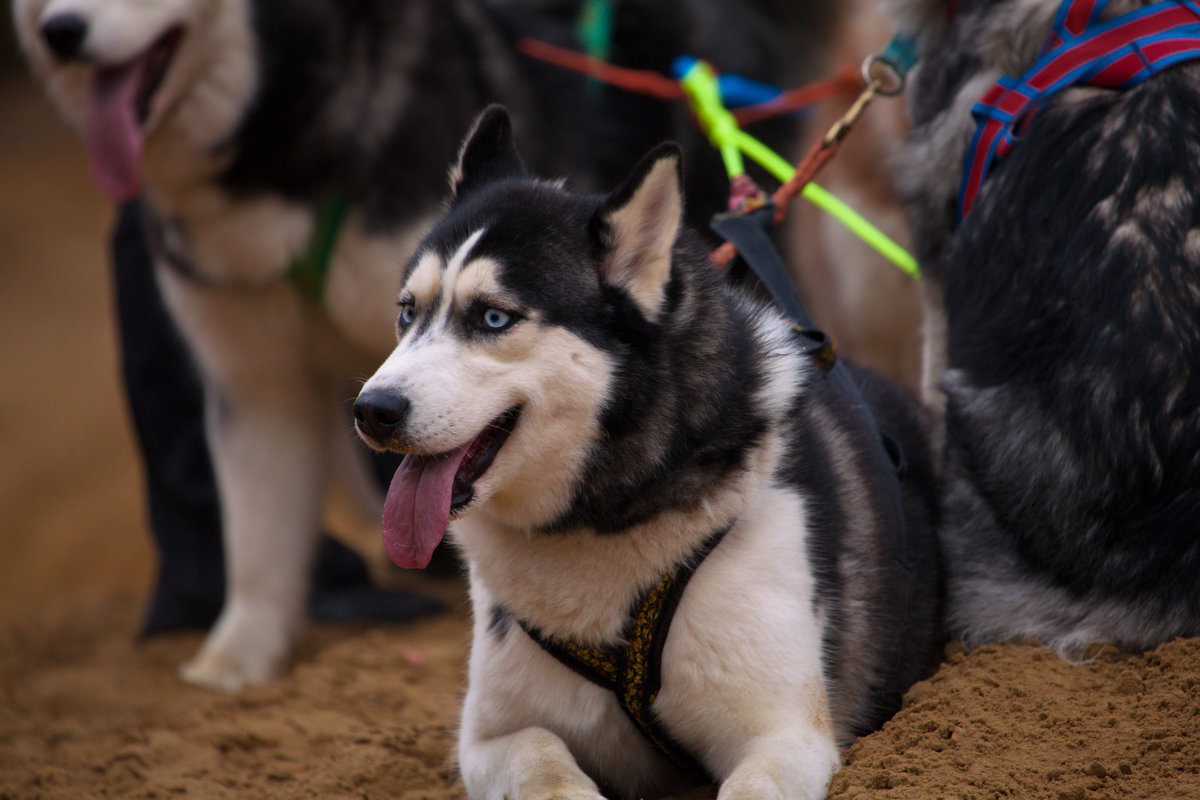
460,726,607,800
505,754,605,800
522,782,605,800
179,605,297,692
716,736,840,800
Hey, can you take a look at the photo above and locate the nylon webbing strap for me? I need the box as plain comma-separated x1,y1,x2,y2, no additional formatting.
712,206,816,329
287,195,349,301
516,527,730,783
959,0,1200,220
709,203,909,551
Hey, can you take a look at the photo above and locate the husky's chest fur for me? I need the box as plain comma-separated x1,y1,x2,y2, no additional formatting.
459,490,831,799
355,107,943,800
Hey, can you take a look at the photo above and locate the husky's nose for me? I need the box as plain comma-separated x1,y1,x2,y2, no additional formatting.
354,390,411,445
41,13,89,62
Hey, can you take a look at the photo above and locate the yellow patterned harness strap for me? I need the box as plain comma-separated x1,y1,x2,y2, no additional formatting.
515,525,732,783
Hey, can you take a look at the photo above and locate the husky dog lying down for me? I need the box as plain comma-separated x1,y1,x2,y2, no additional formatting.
888,0,1200,652
355,107,942,800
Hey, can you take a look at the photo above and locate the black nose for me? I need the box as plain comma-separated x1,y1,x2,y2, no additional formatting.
353,389,411,444
41,13,89,62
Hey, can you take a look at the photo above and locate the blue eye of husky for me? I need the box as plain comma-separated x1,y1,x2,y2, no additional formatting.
397,302,416,327
480,307,514,331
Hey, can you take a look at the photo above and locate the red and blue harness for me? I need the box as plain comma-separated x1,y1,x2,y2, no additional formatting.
959,0,1200,220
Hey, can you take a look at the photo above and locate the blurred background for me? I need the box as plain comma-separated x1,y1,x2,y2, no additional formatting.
0,10,150,625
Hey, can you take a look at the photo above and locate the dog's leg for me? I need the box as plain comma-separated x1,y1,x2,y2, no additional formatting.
178,370,329,691
715,733,841,800
662,504,843,800
459,727,604,800
674,676,840,800
457,580,607,800
159,273,327,691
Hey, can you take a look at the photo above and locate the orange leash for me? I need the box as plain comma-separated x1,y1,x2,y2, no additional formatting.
731,65,862,126
516,38,684,101
516,36,901,273
518,37,860,125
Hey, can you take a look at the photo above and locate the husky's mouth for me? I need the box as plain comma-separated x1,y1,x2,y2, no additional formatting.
85,25,184,201
381,406,521,569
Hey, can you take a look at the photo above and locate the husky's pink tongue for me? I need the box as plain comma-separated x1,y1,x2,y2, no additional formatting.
382,445,472,568
86,60,146,202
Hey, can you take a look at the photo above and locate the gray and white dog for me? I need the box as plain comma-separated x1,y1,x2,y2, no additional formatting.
12,0,614,692
355,106,942,800
12,0,813,691
887,0,1200,653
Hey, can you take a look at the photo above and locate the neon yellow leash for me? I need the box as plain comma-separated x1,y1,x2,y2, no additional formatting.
678,60,920,280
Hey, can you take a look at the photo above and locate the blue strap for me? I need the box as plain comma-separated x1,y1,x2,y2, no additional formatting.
959,0,1200,220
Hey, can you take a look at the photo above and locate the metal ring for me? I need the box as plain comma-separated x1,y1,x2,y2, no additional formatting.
863,54,906,96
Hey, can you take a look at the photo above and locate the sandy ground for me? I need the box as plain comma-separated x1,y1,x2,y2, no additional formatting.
1,76,1198,800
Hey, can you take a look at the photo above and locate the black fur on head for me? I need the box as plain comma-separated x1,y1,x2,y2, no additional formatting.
450,105,528,203
410,109,768,534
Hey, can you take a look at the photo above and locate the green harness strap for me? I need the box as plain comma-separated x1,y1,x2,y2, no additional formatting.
515,526,730,783
575,0,614,64
286,195,349,302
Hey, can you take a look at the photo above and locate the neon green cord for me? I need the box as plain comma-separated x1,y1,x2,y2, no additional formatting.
575,0,614,63
803,183,918,278
679,57,744,180
679,60,920,280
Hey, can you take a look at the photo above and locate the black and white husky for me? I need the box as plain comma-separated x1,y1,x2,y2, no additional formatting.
887,0,1200,652
355,107,942,800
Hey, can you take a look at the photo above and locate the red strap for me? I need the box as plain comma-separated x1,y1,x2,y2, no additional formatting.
1061,0,1106,37
959,0,1200,219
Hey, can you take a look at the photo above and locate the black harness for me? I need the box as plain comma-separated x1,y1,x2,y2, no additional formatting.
514,526,731,783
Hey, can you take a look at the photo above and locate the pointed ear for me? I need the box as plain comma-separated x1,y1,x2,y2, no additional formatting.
591,143,684,320
449,105,527,201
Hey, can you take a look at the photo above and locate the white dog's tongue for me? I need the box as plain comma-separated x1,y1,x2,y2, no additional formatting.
382,445,471,569
86,60,147,202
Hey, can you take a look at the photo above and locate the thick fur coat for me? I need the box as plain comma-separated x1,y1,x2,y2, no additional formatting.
887,0,1200,652
355,107,942,800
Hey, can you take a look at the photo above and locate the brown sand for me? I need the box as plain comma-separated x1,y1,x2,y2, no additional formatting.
1,78,1197,800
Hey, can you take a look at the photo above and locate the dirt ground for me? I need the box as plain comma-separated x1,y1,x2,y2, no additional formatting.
1,77,1198,800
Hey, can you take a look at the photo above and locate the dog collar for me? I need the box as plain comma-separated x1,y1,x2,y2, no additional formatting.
513,525,731,784
286,195,349,302
959,0,1200,220
140,195,348,300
